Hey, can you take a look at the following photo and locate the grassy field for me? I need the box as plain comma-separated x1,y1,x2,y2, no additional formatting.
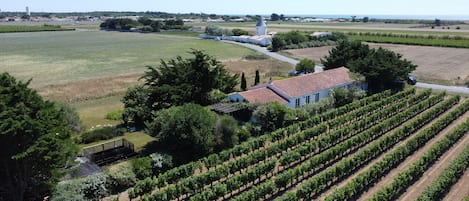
0,30,255,88
0,25,75,33
350,34,469,48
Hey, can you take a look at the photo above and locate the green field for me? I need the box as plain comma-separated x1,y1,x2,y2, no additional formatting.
0,30,255,88
0,25,75,33
350,35,469,48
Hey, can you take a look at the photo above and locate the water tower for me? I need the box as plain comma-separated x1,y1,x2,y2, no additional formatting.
26,6,30,16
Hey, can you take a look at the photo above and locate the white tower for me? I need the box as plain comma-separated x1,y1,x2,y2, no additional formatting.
26,6,30,16
256,16,267,36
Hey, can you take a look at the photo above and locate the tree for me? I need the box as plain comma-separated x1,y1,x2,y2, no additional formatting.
56,103,84,134
215,115,239,150
122,85,151,129
363,17,369,23
348,47,417,93
321,40,371,70
271,13,280,21
147,103,218,162
139,49,238,110
232,28,249,36
330,87,364,107
253,102,295,133
255,70,260,85
435,18,441,26
138,16,153,26
0,73,77,201
241,72,247,91
295,59,315,73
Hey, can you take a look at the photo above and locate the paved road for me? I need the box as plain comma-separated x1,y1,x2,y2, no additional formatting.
224,40,469,95
416,82,469,95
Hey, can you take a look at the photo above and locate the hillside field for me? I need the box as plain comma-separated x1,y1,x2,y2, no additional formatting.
120,88,469,201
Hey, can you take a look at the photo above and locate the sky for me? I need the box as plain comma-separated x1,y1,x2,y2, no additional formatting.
2,0,469,16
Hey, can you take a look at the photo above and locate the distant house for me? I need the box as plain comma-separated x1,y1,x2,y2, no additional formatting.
229,67,366,108
310,32,333,38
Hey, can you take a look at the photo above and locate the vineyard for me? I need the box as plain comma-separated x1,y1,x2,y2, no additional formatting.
126,88,469,201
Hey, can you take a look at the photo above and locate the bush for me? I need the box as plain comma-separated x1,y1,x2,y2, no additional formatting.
106,162,137,193
51,180,86,201
80,126,125,144
81,173,108,200
131,157,153,180
105,109,124,120
57,103,84,134
51,173,108,201
149,153,173,174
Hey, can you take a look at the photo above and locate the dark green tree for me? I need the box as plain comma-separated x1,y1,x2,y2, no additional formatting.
215,115,239,150
232,28,249,36
0,73,77,201
295,59,315,73
348,47,417,93
138,16,153,26
363,17,369,23
271,13,280,21
122,85,151,129
253,102,295,133
140,49,238,110
255,70,260,85
321,40,371,70
147,103,217,162
241,72,247,91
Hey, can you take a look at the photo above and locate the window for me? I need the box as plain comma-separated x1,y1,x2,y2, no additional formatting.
306,95,310,104
295,98,300,108
315,93,320,102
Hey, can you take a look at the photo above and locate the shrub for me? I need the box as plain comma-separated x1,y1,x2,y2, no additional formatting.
80,126,125,144
149,153,173,174
106,162,137,193
81,173,108,200
105,109,124,120
131,157,153,180
51,180,86,201
51,173,108,201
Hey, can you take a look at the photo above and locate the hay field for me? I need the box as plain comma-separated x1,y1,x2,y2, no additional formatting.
283,43,469,85
0,30,255,89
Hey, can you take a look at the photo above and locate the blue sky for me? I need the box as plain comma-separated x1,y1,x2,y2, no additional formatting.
2,0,469,16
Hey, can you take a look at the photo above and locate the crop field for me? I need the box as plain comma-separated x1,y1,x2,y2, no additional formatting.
122,88,469,201
0,25,75,33
283,43,469,86
0,30,255,89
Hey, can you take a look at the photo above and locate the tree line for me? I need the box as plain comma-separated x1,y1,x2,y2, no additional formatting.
100,17,187,32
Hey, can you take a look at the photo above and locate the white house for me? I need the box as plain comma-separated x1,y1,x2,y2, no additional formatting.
229,67,365,108
256,16,267,36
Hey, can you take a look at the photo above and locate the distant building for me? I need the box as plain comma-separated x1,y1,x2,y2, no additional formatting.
229,67,366,108
26,6,30,16
310,32,332,38
256,16,267,36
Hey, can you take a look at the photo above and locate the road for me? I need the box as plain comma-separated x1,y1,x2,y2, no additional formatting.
224,40,469,95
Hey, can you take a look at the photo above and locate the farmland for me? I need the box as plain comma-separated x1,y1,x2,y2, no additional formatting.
0,24,75,33
122,88,469,201
283,43,469,86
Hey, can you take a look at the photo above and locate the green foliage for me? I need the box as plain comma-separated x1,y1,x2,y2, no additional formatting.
140,49,238,110
56,103,84,133
331,86,365,107
205,24,224,36
138,17,153,26
272,31,344,51
100,18,140,30
81,173,108,200
295,59,315,73
122,85,151,129
105,109,124,121
131,157,153,180
52,173,108,201
254,70,260,85
215,115,239,149
0,73,77,201
147,103,218,161
51,180,86,201
299,97,334,116
149,152,173,174
106,162,137,193
241,72,247,91
253,102,296,133
79,126,125,144
349,47,417,93
321,40,371,70
232,28,249,36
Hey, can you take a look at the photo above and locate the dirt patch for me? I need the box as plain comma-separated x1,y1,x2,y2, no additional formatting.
283,44,469,86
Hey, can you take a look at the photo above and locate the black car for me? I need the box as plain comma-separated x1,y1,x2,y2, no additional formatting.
407,74,417,85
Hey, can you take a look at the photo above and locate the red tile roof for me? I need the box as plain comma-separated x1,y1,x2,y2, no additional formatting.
272,67,353,98
238,87,288,105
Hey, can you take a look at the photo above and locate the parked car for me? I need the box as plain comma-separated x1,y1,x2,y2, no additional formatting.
407,74,417,85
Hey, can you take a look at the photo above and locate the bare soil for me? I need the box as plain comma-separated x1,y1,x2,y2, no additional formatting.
398,111,469,201
283,43,469,86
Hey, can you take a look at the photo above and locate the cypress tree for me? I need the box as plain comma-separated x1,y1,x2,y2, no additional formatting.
241,72,247,91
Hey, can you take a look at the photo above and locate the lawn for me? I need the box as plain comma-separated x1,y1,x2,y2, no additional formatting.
0,25,75,33
78,132,156,154
0,30,255,88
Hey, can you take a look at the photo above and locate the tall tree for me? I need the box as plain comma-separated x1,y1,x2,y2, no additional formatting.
254,70,260,85
139,49,239,110
321,40,371,70
0,73,77,201
348,47,417,93
271,13,280,21
241,72,247,91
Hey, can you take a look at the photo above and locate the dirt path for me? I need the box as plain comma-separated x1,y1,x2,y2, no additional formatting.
354,107,469,201
315,100,459,200
398,112,469,200
443,165,469,201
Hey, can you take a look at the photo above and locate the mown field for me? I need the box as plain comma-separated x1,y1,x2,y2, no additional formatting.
0,24,75,33
121,88,469,201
